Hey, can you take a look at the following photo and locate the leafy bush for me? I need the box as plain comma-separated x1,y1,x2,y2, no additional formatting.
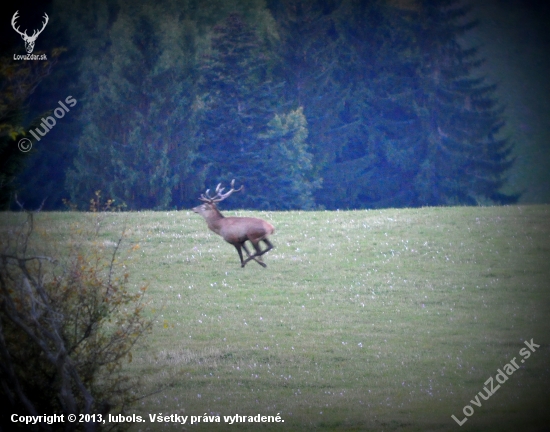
0,211,151,431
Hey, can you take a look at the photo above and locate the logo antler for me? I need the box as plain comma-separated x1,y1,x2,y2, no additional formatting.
11,11,49,54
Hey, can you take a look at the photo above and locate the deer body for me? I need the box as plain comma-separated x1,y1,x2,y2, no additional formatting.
192,180,275,268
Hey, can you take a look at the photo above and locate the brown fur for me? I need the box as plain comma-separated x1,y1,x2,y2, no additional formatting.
192,203,275,268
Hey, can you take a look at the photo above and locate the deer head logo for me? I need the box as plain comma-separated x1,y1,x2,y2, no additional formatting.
11,11,49,54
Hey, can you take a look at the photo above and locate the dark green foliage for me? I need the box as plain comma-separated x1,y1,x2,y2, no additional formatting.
0,51,61,210
297,0,518,208
66,0,201,210
10,0,518,210
197,12,276,182
196,12,318,209
269,0,345,167
0,64,27,210
0,129,26,210
393,0,517,206
257,107,320,209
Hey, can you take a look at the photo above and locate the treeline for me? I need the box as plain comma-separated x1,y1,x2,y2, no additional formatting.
4,0,518,210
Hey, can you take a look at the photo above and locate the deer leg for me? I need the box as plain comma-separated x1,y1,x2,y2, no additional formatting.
241,242,266,268
234,244,245,267
242,238,274,266
262,238,274,254
244,241,264,263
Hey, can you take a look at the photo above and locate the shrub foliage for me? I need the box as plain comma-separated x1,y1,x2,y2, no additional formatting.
0,211,151,431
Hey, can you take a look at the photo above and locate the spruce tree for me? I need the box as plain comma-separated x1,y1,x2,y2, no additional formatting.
66,0,201,209
397,0,517,206
257,107,319,209
312,0,393,208
197,12,317,209
268,0,347,172
313,0,517,208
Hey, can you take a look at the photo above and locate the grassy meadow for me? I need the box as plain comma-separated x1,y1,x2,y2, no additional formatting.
1,205,549,431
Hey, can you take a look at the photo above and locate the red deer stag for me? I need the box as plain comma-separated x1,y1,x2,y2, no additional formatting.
192,180,275,268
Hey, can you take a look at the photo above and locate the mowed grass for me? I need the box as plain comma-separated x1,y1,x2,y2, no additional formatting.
1,205,549,431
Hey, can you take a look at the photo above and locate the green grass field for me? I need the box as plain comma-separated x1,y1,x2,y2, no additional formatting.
2,205,549,431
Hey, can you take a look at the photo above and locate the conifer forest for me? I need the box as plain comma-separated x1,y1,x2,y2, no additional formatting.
2,0,549,211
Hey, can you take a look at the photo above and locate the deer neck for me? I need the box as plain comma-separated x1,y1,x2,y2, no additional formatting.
206,208,225,233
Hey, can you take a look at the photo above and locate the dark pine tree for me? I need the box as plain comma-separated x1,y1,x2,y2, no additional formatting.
371,0,518,207
197,12,318,209
257,107,320,209
313,0,396,209
268,0,346,190
66,0,200,210
316,0,518,208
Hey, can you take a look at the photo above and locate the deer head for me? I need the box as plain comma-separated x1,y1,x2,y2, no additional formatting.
12,11,49,54
193,179,244,219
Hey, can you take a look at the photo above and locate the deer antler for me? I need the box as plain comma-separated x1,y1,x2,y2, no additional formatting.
198,179,243,203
